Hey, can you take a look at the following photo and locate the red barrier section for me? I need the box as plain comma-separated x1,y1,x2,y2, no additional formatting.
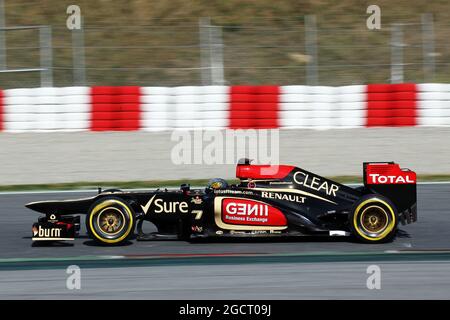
116,86,141,131
365,83,417,127
229,85,279,129
90,86,141,131
0,84,423,132
391,83,417,126
0,90,3,131
366,84,392,127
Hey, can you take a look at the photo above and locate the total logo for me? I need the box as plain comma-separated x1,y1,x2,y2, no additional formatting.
33,225,62,238
141,195,189,214
368,174,415,184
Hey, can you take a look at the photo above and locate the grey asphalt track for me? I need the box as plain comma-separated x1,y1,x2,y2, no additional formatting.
0,184,449,299
2,261,450,299
1,184,449,259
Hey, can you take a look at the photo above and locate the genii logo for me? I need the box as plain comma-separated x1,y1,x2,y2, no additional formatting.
222,198,287,226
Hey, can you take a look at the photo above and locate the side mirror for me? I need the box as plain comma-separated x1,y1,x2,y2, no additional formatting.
180,184,190,192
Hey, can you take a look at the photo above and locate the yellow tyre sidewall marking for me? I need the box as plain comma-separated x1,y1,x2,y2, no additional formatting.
353,198,396,241
89,199,134,244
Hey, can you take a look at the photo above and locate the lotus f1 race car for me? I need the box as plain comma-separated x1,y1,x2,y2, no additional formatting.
26,159,417,245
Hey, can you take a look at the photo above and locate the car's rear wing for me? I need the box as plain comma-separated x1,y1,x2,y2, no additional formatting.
363,162,417,224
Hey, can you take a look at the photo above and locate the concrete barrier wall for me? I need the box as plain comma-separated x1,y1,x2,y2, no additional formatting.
0,127,449,185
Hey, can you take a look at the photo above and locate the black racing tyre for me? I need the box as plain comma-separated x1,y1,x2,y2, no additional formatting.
86,197,135,245
349,195,398,243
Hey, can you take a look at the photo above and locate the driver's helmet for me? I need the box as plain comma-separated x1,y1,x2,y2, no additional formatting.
207,178,229,190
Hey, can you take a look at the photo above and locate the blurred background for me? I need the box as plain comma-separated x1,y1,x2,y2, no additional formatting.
1,1,450,301
0,0,449,185
0,0,448,88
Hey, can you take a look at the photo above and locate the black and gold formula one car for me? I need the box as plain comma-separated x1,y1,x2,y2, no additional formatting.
26,159,417,245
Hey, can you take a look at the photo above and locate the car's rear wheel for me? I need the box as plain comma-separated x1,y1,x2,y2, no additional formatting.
350,195,397,243
86,197,135,245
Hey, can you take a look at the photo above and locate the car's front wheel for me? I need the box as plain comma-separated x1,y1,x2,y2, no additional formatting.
86,197,135,245
350,195,398,243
